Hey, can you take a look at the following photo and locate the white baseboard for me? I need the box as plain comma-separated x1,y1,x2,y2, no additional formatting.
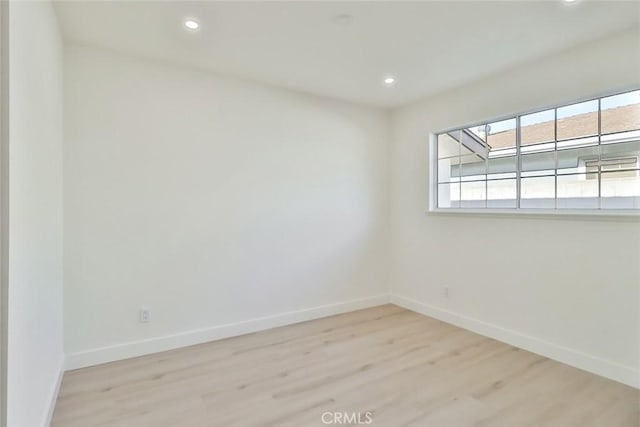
391,294,639,389
65,294,391,371
44,359,64,427
64,292,638,389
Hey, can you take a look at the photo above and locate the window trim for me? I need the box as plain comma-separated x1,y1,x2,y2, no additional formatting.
428,87,640,217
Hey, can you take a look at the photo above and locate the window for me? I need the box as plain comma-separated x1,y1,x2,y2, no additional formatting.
433,89,640,212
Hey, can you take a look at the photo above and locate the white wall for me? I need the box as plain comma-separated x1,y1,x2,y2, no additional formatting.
63,46,390,364
389,28,640,387
0,2,7,425
7,1,64,426
62,23,639,391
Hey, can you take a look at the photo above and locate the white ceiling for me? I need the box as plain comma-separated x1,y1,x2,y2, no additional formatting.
54,1,640,108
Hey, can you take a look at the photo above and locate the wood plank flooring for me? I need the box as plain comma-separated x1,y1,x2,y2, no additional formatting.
52,305,640,426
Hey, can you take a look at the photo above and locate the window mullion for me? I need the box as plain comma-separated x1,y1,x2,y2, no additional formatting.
434,134,438,209
597,98,602,210
554,108,558,210
516,116,521,208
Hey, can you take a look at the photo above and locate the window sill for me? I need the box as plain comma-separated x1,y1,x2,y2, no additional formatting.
426,208,640,221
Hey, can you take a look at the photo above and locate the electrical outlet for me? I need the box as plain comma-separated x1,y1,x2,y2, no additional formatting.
139,307,150,323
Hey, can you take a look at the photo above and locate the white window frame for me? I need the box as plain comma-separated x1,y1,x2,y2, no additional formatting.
0,2,7,424
428,88,640,218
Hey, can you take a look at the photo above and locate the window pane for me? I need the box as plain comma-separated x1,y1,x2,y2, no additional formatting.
601,90,640,138
488,155,516,179
557,173,598,209
459,153,486,181
487,118,516,153
599,141,640,169
460,181,486,208
601,170,640,209
466,124,487,143
438,157,460,183
557,146,599,175
521,176,555,208
437,132,460,159
438,183,460,208
487,179,516,208
601,130,640,144
460,129,489,157
557,100,598,141
521,109,554,146
521,151,555,175
487,118,516,181
521,142,555,154
556,135,598,149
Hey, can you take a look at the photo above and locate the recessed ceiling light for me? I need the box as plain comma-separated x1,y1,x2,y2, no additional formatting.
332,14,354,26
384,77,396,85
184,20,199,30
563,0,577,3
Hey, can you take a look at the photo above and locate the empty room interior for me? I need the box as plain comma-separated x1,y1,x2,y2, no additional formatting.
1,0,640,426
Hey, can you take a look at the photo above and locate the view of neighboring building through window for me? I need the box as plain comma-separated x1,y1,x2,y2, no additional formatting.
435,89,640,210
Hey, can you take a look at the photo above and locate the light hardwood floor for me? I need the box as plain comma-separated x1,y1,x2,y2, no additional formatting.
52,305,639,427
